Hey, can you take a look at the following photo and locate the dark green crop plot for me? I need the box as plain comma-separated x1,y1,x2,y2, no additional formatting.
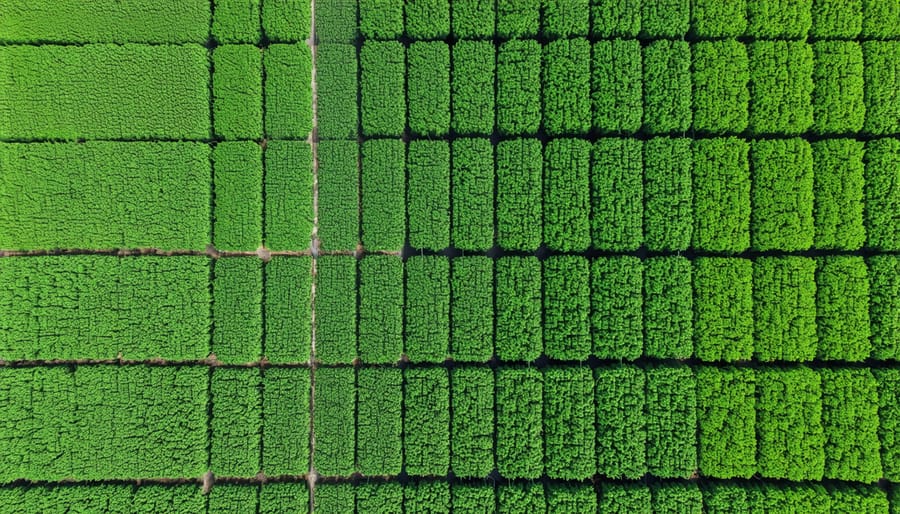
316,44,358,140
543,38,591,136
692,41,749,134
816,256,871,361
452,0,495,38
0,142,210,250
495,257,542,362
756,366,825,481
748,41,814,135
0,484,204,513
496,139,542,249
644,256,693,359
208,484,257,513
693,257,753,362
544,138,592,251
213,258,263,363
591,257,643,360
359,256,403,363
211,368,261,477
591,0,641,37
753,257,817,362
643,138,692,251
747,0,812,37
813,139,865,250
692,137,751,253
407,140,450,250
213,45,263,140
213,0,260,43
863,42,900,136
696,367,756,478
751,138,814,251
357,482,402,513
591,138,643,251
744,483,828,512
262,367,310,475
360,0,403,39
361,139,405,251
452,40,495,135
544,367,595,479
865,138,900,250
317,140,359,251
599,483,652,513
547,484,597,512
645,365,697,478
450,367,494,477
453,484,495,512
265,141,313,251
652,483,702,514
690,0,747,37
542,0,590,38
642,40,691,134
496,367,543,479
862,0,900,37
829,485,890,513
361,41,405,137
315,0,357,42
405,0,449,39
404,256,450,362
260,483,309,514
264,44,312,138
314,367,355,476
408,42,450,137
314,256,357,364
315,484,353,512
813,42,864,135
875,369,900,480
451,138,494,250
1,0,209,43
499,483,544,512
451,257,493,362
820,368,881,482
0,256,209,361
405,481,450,512
596,365,646,479
496,0,540,38
213,141,263,251
262,0,310,42
870,256,900,360
641,0,689,36
357,367,402,476
497,40,542,136
544,256,591,360
811,0,862,37
404,368,450,476
0,366,207,481
591,39,642,135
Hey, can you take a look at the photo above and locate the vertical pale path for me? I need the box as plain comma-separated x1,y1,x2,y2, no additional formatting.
308,0,320,508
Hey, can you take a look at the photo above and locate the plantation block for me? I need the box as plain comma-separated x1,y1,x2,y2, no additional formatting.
0,484,204,513
407,140,450,250
692,41,749,134
691,137,751,253
813,41,865,134
315,0,357,42
829,485,890,514
693,258,753,362
359,256,403,363
645,365,697,478
315,256,357,364
643,256,693,360
865,138,900,250
313,367,355,476
596,365,647,478
642,40,691,134
811,0,862,37
357,368,402,476
696,367,756,478
213,258,263,363
497,39,542,136
316,44,358,140
816,256,871,361
499,483,544,511
863,42,900,135
451,257,493,362
870,256,900,360
497,367,543,479
264,141,313,251
405,482,450,512
703,483,749,514
641,0,689,36
264,44,312,138
404,368,450,476
213,0,260,43
820,368,881,482
262,367,310,475
744,483,828,512
862,0,900,37
652,483,702,514
747,0,812,37
751,138,814,251
690,0,747,37
543,38,591,135
359,0,403,38
591,257,643,360
0,44,209,140
591,0,641,37
452,0,495,38
591,39,642,134
361,139,405,251
496,139,542,249
812,139,865,250
405,0,449,39
756,366,825,481
599,483,652,513
497,0,540,38
451,138,494,250
361,41,405,137
453,484,495,512
213,141,263,251
495,257,542,361
591,138,643,250
544,138,592,251
262,0,310,41
357,483,402,513
544,367,595,479
875,369,900,480
644,138,692,251
452,40,495,135
315,484,354,512
408,42,450,136
548,484,597,512
404,256,450,362
543,0,590,37
543,256,591,360
753,257,818,362
317,141,358,251
450,367,494,477
207,484,258,513
748,41,814,135
213,45,263,139
260,483,310,513
211,368,261,477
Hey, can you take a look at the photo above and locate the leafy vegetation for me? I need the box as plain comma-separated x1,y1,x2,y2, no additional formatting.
642,40,691,134
497,40,542,136
451,138,494,250
753,257,818,362
408,42,450,136
261,0,310,41
407,140,450,250
316,141,359,251
591,39,642,134
542,0,589,37
645,365,697,478
591,257,643,360
495,257,542,361
693,257,753,362
543,138,592,251
813,41,864,134
816,256,871,361
544,367,595,479
864,138,900,250
812,139,866,250
750,138,814,251
643,256,693,359
696,367,756,478
452,0,495,37
590,0,640,37
314,256,357,364
496,367,543,479
496,0,539,38
820,368,881,482
452,40,495,135
213,45,262,139
264,44,312,138
358,256,403,363
691,0,747,36
357,367,402,476
359,0,403,39
360,41,405,137
450,367,494,477
211,368,261,477
361,139,405,251
692,41,749,134
262,367,310,474
870,256,900,360
811,0,862,37
404,368,450,476
863,42,900,135
313,367,355,476
314,0,357,41
264,141,313,251
591,138,643,251
451,257,493,362
213,141,262,251
405,0,449,39
496,139,542,249
747,0,812,37
595,365,646,478
213,0,260,43
404,256,450,362
543,39,591,135
213,258,263,363
643,138,692,251
316,44,357,139
691,137,751,253
748,41,814,135
543,256,591,360
641,0,689,36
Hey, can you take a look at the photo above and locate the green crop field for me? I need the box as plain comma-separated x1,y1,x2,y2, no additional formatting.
4,0,900,512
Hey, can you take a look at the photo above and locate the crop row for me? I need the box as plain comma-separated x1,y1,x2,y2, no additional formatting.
313,0,900,42
0,256,312,363
0,140,313,251
340,39,899,137
318,136,900,253
0,0,312,44
314,364,898,484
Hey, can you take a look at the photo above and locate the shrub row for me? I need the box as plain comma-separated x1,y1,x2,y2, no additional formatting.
264,44,312,138
212,45,262,140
